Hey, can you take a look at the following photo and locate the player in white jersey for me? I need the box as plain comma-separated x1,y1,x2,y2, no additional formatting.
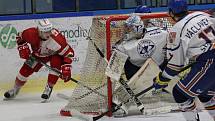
153,0,215,120
114,14,168,80
112,14,169,116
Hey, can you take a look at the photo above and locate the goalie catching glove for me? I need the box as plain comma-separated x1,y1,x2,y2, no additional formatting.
61,64,72,82
152,72,171,94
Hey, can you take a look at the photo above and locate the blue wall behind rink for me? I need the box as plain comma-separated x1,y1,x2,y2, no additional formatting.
0,4,214,21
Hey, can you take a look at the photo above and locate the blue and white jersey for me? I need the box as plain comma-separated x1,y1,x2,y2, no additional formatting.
115,27,168,67
163,11,215,79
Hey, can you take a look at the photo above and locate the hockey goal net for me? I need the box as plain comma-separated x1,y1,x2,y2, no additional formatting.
61,12,176,116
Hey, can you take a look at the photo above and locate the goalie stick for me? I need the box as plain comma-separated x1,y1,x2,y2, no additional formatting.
93,61,195,121
30,56,106,99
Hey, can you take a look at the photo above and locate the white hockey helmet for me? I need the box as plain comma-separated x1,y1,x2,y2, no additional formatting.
125,15,145,32
37,19,53,32
125,14,143,27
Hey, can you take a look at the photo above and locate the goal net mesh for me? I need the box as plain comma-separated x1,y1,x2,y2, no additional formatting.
62,13,177,116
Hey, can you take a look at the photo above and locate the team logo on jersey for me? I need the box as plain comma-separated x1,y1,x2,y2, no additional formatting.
0,24,17,49
137,39,155,58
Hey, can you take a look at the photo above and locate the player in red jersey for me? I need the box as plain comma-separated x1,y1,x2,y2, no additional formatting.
4,19,74,101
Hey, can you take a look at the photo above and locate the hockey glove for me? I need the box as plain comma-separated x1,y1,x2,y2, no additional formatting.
153,72,171,91
17,42,31,59
61,64,71,82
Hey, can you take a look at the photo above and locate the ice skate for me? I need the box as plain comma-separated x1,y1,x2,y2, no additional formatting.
4,87,20,100
41,84,53,102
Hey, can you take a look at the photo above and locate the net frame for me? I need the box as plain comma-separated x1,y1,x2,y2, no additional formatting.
62,12,175,117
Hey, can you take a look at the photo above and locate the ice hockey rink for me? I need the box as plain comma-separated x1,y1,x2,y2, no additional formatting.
0,89,214,121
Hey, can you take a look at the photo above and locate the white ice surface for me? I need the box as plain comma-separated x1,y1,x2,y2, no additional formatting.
0,90,214,121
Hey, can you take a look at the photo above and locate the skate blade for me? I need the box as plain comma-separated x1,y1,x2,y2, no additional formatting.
113,114,127,118
41,99,50,103
3,98,13,101
3,97,15,101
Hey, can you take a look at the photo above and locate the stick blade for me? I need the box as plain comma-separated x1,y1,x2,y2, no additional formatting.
56,93,70,100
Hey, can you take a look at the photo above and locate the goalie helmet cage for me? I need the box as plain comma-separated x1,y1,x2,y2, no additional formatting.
61,12,175,117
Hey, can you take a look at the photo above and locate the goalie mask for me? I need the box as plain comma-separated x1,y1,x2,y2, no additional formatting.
37,19,53,40
123,15,145,41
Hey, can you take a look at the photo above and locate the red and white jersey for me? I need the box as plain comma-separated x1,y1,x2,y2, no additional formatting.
18,27,74,64
115,27,168,67
163,11,215,79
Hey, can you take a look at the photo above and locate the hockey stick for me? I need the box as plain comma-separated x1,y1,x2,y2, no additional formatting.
87,37,108,63
87,37,145,114
29,56,106,98
93,62,195,121
75,83,107,100
57,82,107,101
57,93,70,100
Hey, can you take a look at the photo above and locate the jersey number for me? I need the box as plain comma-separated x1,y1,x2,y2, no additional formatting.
198,26,215,43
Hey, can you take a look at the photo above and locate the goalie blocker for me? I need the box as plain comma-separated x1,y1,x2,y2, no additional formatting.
105,49,128,82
